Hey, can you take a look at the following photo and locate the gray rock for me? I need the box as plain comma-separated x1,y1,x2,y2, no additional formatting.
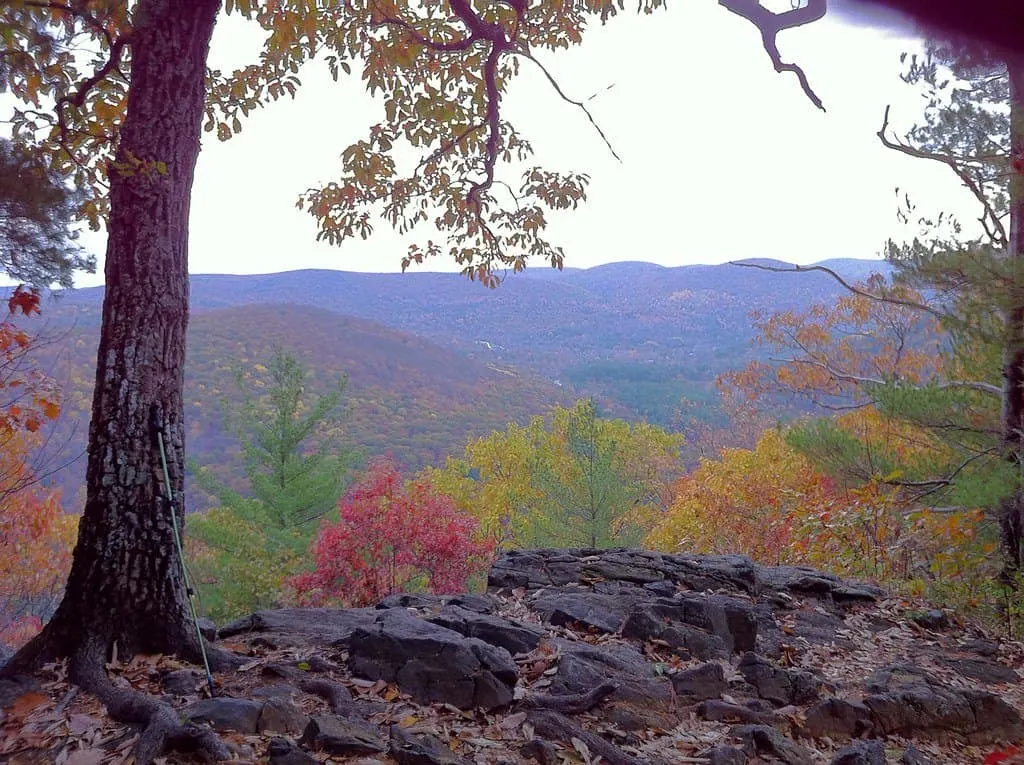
733,724,813,765
859,662,1023,743
801,698,874,739
218,607,379,649
427,605,543,655
389,724,469,765
521,739,559,765
960,638,999,657
376,593,495,613
737,652,821,706
267,737,317,765
545,637,672,708
197,616,217,642
864,664,934,693
942,657,1019,685
621,601,728,659
300,714,387,756
703,746,748,765
183,697,263,733
258,696,309,735
671,662,727,703
488,549,584,589
621,596,756,658
910,609,950,630
697,700,776,725
162,668,203,695
831,740,885,765
900,743,932,764
251,683,299,700
348,609,516,710
534,590,637,634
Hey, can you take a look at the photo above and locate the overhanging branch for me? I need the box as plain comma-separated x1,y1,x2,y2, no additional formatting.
731,260,947,319
717,0,826,111
878,105,1008,248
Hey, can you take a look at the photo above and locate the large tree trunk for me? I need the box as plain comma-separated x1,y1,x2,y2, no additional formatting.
5,0,220,672
1000,55,1024,578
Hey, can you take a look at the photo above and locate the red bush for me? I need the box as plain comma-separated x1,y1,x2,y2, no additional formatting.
290,458,494,606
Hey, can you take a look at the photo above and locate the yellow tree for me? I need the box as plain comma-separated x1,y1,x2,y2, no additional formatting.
430,400,682,549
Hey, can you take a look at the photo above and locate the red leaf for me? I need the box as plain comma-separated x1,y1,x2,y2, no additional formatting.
7,286,41,317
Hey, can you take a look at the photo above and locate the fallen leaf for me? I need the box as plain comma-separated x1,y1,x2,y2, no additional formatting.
5,691,49,722
64,749,107,765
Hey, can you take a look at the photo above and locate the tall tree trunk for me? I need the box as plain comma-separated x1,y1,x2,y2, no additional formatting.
1000,55,1024,578
6,0,220,671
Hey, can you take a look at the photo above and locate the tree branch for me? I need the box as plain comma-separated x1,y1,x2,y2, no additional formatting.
775,356,1002,397
730,260,947,319
878,105,1008,248
717,0,826,111
515,47,621,162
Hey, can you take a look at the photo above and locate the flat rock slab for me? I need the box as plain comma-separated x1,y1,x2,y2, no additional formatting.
300,714,387,756
426,604,544,655
489,548,882,606
348,609,517,710
218,607,379,648
389,724,471,765
184,697,263,734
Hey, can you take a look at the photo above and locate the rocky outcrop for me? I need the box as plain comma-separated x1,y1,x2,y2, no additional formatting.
113,548,1023,765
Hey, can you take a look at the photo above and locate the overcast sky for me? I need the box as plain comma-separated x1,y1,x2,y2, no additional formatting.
70,2,981,287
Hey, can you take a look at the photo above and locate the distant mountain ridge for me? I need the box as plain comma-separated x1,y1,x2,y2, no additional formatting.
28,258,897,508
41,258,895,424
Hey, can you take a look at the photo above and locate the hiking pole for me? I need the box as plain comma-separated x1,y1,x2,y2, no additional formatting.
150,405,216,697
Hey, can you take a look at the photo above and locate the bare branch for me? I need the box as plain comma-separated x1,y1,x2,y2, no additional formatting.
730,260,947,319
717,0,826,111
516,47,621,162
878,105,1008,248
775,356,1002,397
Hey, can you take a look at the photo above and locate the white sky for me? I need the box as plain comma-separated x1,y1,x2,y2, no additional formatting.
71,2,983,287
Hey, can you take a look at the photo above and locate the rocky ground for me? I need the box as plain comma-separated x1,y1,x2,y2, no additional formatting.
2,548,1024,764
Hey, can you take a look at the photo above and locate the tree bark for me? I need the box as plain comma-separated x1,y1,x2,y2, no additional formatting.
5,0,220,671
1000,55,1024,577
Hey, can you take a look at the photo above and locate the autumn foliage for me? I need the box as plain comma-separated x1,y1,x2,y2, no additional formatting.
0,288,74,651
290,459,493,607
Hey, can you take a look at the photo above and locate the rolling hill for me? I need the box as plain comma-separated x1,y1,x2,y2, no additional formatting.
24,258,896,510
35,304,574,511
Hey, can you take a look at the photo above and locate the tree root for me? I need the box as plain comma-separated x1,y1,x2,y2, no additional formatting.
264,662,355,715
520,682,617,714
527,709,641,765
70,639,230,765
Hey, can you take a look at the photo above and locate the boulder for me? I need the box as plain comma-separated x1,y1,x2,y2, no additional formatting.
427,605,544,655
830,740,886,765
389,724,470,765
299,715,387,756
183,697,263,734
258,696,309,735
671,662,727,703
737,652,822,706
348,609,516,710
733,724,814,765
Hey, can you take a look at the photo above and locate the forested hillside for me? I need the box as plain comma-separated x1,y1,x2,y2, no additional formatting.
44,258,892,426
36,303,574,510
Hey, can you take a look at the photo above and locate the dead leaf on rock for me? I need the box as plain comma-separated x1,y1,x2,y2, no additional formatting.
64,748,107,765
5,691,50,723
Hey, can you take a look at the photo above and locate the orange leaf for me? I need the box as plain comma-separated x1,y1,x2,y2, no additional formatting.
4,690,49,722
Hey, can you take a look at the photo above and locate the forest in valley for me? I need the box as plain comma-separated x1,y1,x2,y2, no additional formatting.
4,1,1024,762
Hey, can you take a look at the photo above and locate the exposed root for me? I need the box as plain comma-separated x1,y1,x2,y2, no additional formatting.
527,709,641,765
521,681,618,714
69,639,230,765
264,662,355,715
